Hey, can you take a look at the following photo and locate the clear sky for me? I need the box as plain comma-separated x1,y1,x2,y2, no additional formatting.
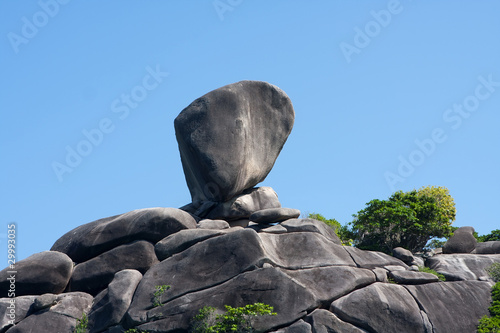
1,1,499,261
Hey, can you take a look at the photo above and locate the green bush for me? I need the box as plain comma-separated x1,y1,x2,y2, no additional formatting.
152,284,171,307
487,263,500,282
191,303,276,333
73,313,88,333
478,282,500,332
124,329,149,333
418,266,446,281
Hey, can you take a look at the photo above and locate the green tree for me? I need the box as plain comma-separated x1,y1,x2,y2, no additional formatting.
350,186,456,254
307,213,354,246
477,230,500,243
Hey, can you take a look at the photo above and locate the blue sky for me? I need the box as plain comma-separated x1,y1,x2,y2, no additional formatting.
1,1,499,260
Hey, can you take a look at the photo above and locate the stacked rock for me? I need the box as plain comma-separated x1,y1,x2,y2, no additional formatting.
175,80,299,223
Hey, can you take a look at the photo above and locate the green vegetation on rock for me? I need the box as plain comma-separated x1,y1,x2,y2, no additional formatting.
73,313,88,333
307,213,353,245
477,281,500,332
191,303,276,333
152,284,171,307
418,266,446,281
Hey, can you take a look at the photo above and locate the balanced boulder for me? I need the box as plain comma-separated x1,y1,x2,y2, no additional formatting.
175,80,295,205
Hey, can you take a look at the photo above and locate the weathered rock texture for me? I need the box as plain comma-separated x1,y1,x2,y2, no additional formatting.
1,212,497,333
2,81,498,332
175,80,295,204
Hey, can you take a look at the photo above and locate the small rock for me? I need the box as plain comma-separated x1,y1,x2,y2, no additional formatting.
250,208,301,224
197,219,230,230
392,247,414,264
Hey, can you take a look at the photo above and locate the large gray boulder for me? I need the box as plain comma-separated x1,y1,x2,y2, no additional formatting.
4,292,93,333
277,218,342,245
0,251,73,297
330,283,431,333
427,253,500,280
88,269,143,333
475,241,500,254
174,80,295,204
443,226,477,254
405,281,492,333
392,247,414,264
51,207,197,263
70,241,158,295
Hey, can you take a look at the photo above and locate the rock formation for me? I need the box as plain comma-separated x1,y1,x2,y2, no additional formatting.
1,81,499,333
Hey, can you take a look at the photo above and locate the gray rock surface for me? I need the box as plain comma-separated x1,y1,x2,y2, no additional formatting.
392,247,413,264
197,219,230,230
475,241,500,254
0,296,36,331
155,228,223,261
174,80,294,204
0,251,73,297
343,246,408,269
250,208,301,224
330,283,429,333
88,269,143,333
389,270,439,284
284,266,375,305
274,319,312,333
305,309,368,333
278,218,342,245
51,207,197,263
443,226,477,254
5,292,93,333
130,267,317,332
204,186,282,220
427,253,500,280
70,241,158,295
405,280,492,333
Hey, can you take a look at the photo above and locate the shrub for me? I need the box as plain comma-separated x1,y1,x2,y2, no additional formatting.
487,263,500,282
477,282,500,332
418,266,446,281
152,284,171,307
191,303,276,333
125,329,149,333
74,313,88,333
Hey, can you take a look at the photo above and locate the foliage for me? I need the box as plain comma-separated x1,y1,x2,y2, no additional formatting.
74,313,88,333
487,263,500,283
124,329,149,333
478,230,500,243
477,282,500,332
307,213,354,246
350,186,456,254
191,303,276,333
152,284,171,307
425,238,446,250
418,266,446,281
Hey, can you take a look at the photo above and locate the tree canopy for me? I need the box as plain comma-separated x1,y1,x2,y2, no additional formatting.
350,186,456,254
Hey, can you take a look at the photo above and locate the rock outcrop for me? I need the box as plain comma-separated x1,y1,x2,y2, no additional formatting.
2,82,498,332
